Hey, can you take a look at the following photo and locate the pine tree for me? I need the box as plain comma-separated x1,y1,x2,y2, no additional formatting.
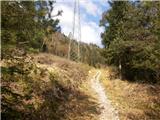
1,1,61,53
100,1,160,83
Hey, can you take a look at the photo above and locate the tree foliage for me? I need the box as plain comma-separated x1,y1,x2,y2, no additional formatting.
43,32,105,67
100,1,160,83
1,1,61,53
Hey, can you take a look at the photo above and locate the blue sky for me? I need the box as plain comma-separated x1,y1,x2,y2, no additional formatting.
52,0,110,47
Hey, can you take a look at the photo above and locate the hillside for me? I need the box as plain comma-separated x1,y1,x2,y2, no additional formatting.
43,32,105,67
1,51,100,120
1,1,160,120
2,51,160,120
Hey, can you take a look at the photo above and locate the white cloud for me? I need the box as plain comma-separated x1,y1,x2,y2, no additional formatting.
52,1,104,47
81,21,103,46
80,0,102,16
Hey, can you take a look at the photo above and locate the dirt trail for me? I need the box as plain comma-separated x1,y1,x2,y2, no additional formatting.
91,71,119,120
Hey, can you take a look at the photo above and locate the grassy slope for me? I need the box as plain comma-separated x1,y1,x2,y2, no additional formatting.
100,67,160,120
2,53,100,120
2,52,159,120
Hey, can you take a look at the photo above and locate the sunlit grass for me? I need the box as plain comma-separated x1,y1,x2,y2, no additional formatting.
100,68,160,120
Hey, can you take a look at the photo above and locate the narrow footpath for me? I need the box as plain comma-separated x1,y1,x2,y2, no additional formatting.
90,71,119,120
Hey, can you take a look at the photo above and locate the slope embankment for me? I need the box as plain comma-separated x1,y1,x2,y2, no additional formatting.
2,53,100,120
2,52,159,120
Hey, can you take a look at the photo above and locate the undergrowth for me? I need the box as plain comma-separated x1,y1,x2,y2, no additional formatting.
1,50,99,120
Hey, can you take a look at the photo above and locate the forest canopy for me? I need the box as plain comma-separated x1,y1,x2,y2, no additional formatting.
100,1,160,83
1,1,61,52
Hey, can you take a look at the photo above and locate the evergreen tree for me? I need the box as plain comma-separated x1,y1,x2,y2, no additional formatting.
100,1,160,83
1,1,61,53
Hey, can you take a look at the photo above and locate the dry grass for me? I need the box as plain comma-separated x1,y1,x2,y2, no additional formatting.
4,52,159,120
32,53,100,120
2,52,100,120
100,67,160,120
34,54,99,120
